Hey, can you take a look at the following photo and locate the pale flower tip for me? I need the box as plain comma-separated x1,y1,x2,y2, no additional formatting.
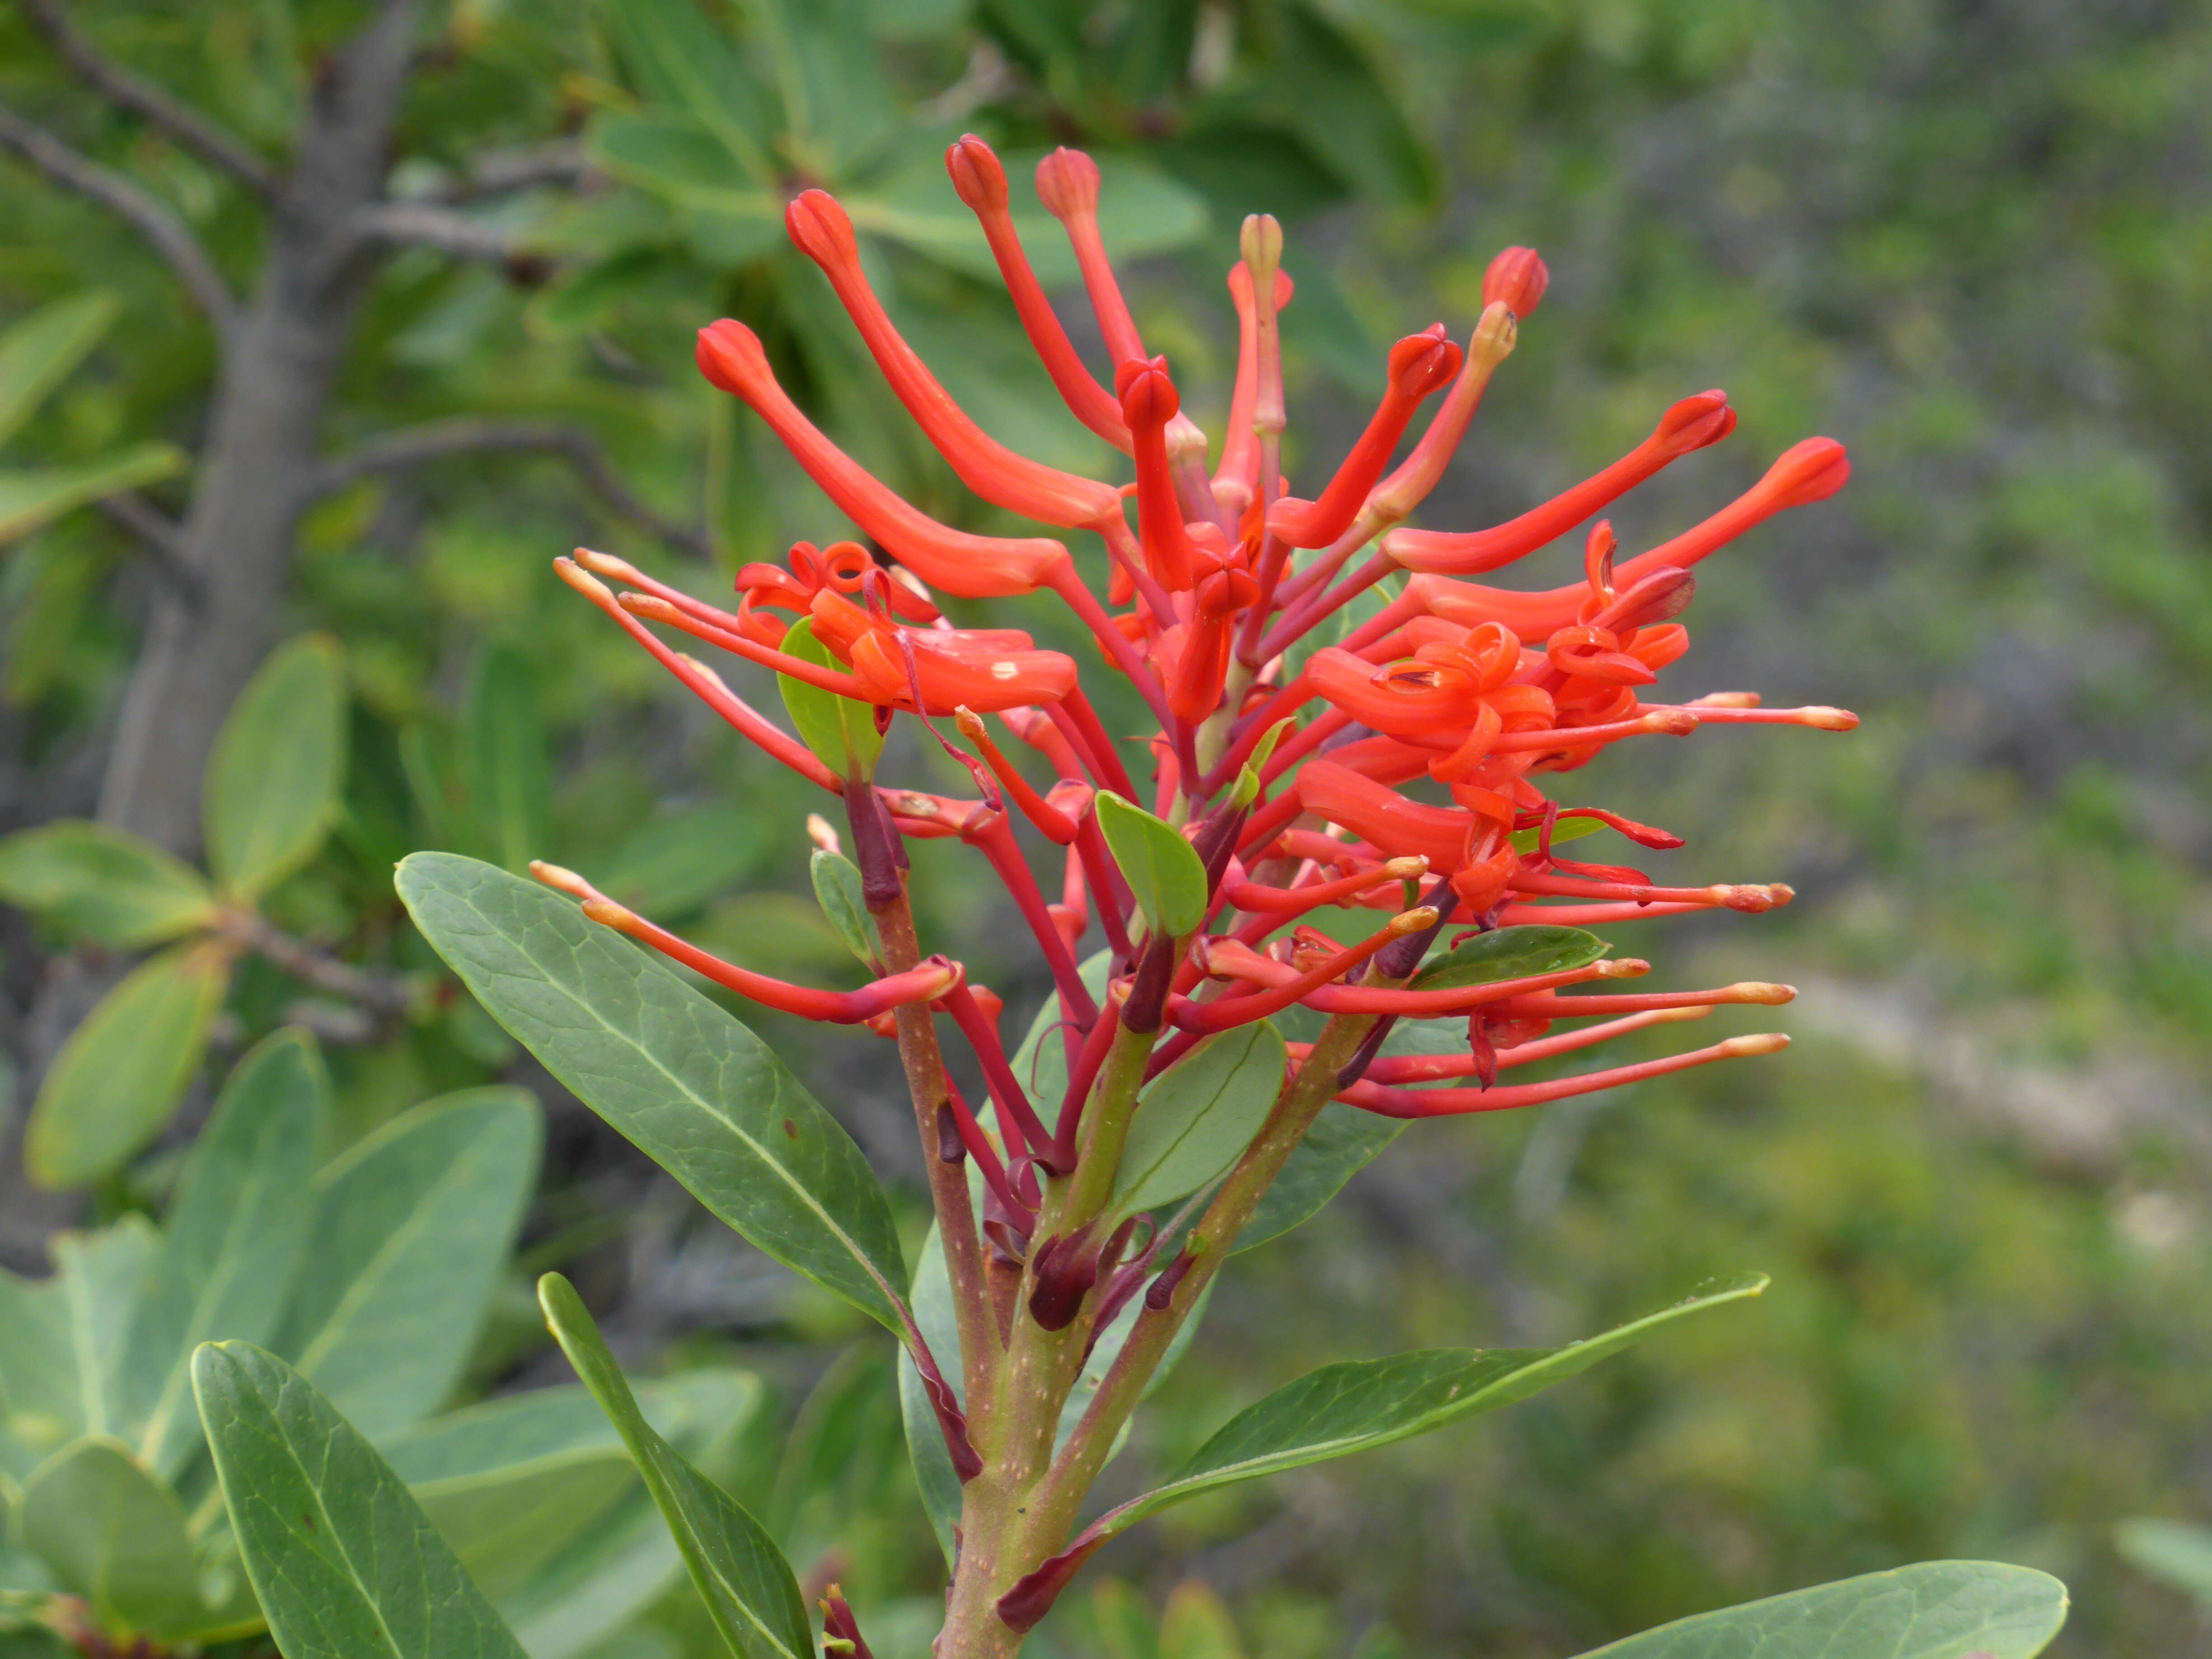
1599,958,1651,979
1654,1004,1713,1024
806,813,842,855
581,896,638,928
954,704,987,738
553,557,616,604
530,860,596,900
1804,705,1860,731
674,652,733,694
1382,855,1431,878
1645,709,1701,735
1389,906,1439,935
1240,212,1283,275
1721,1032,1792,1057
572,546,642,583
1734,982,1797,1005
1691,691,1762,708
618,592,679,622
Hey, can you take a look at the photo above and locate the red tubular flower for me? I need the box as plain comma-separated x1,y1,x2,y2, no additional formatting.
946,135,1131,452
1035,147,1145,368
697,319,1071,599
1266,326,1462,549
556,145,1857,1351
1384,390,1737,574
785,189,1128,537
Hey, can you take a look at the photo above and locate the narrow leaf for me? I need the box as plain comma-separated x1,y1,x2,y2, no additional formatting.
123,1030,326,1476
276,1088,541,1439
811,848,881,968
397,853,909,1333
0,445,187,544
1112,1021,1285,1218
24,942,228,1190
1080,1275,1768,1548
539,1275,811,1659
0,820,217,948
204,634,348,902
1578,1560,2068,1659
778,617,884,781
1094,793,1207,938
0,290,120,447
598,803,766,915
1411,924,1608,991
462,644,553,874
1234,1101,1405,1255
0,1219,159,1452
192,1343,532,1659
17,1438,206,1639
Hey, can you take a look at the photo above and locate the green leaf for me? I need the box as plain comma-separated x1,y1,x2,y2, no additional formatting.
598,804,767,915
1267,3,1434,208
1578,1561,2068,1659
24,942,229,1190
539,1275,811,1659
0,1219,159,1454
599,0,780,184
462,644,553,874
1094,793,1207,938
0,821,218,947
0,446,188,545
17,1439,206,1639
193,1342,532,1659
1506,816,1604,856
778,617,884,782
2116,1518,2212,1602
1010,949,1114,1111
0,291,119,447
122,1030,326,1477
745,0,898,179
1081,1275,1769,1548
811,848,880,968
203,634,349,903
276,1088,541,1438
1234,1101,1405,1255
380,1388,639,1603
1410,924,1608,991
849,149,1209,286
397,853,909,1334
1112,1021,1285,1218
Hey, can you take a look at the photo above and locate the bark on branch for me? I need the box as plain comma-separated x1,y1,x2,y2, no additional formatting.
422,138,590,202
0,99,239,334
351,200,529,265
311,417,711,558
19,0,279,196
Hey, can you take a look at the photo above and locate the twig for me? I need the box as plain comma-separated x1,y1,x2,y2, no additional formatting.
96,492,200,600
309,417,711,558
351,200,526,264
420,138,590,203
0,98,238,334
19,0,279,196
219,912,420,1018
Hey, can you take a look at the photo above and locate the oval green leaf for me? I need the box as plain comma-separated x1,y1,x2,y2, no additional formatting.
18,1437,208,1640
1410,923,1608,991
0,1219,159,1453
811,847,881,968
122,1029,326,1477
396,852,909,1334
1094,793,1207,939
1112,1020,1286,1218
0,445,188,545
461,643,553,874
24,942,229,1190
1235,1100,1406,1255
204,634,349,903
1578,1560,2068,1659
274,1087,541,1440
539,1275,811,1659
1080,1274,1768,1549
2116,1517,2212,1602
778,617,884,782
0,820,218,947
0,290,119,445
192,1342,532,1659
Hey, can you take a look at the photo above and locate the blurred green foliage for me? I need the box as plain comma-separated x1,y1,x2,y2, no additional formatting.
3,0,2210,1656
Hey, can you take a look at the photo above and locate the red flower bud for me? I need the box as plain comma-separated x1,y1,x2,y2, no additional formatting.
1482,246,1549,317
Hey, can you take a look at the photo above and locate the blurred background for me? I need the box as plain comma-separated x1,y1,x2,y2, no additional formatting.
2,0,2209,1655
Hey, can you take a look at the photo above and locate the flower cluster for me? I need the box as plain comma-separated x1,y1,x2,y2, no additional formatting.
542,133,1851,1242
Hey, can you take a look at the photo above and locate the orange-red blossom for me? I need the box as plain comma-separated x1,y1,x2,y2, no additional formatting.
546,134,1856,1196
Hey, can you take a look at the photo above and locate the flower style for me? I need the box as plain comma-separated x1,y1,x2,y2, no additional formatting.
539,135,1856,1648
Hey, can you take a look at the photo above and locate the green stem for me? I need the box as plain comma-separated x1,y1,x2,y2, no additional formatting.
1010,1002,1387,1562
